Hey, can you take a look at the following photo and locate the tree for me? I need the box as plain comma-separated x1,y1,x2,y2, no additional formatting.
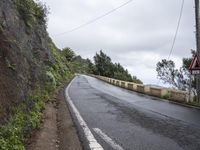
132,76,143,84
113,63,132,82
86,59,96,74
62,47,75,61
93,50,142,83
156,50,196,92
94,50,113,77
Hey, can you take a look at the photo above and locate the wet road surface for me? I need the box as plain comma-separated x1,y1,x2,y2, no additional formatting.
66,75,200,150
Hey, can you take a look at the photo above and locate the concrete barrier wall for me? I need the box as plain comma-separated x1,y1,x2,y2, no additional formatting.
127,83,134,90
137,85,145,93
121,82,126,88
150,87,162,97
91,75,190,103
169,90,188,102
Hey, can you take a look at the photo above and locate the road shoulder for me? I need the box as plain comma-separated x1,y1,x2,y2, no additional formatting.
26,84,83,150
57,85,83,150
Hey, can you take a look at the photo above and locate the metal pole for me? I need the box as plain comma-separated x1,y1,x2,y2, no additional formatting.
195,0,200,103
189,74,192,102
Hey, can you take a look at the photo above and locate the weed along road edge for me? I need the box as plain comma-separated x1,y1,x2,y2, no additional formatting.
65,75,200,150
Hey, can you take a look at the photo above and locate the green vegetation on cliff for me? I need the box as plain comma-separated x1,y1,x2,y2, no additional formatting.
0,39,79,149
15,0,48,28
0,0,81,149
0,89,46,150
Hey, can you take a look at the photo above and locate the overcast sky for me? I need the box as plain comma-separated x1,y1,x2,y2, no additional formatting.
40,0,196,85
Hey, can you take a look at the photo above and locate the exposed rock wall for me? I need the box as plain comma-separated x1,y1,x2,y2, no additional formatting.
0,0,53,123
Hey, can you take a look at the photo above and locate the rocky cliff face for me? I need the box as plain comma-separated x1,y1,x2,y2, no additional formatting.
0,0,55,123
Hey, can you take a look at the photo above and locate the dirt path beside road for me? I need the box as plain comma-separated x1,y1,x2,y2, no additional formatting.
27,85,82,150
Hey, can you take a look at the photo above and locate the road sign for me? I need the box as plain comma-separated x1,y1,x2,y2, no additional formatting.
191,70,200,75
189,54,200,74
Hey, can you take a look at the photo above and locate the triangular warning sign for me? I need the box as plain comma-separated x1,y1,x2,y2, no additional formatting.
189,54,200,70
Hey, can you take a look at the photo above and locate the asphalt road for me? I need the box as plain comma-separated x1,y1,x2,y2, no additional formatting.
66,75,200,150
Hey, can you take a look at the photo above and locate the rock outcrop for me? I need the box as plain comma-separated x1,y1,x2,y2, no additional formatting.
0,0,54,123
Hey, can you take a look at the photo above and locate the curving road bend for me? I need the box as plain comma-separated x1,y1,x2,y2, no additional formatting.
66,75,200,150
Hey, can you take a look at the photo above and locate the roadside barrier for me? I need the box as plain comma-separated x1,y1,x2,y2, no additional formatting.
90,75,191,103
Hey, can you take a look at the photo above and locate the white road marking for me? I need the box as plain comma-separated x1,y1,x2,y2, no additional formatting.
93,128,124,150
65,77,104,150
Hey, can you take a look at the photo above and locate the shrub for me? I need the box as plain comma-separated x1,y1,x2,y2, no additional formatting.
0,87,47,150
162,92,171,100
15,0,49,28
46,71,56,88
